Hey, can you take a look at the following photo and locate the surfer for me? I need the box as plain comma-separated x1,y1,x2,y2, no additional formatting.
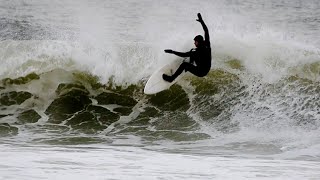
162,13,211,82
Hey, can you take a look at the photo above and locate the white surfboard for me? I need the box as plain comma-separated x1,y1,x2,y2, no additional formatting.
144,60,188,94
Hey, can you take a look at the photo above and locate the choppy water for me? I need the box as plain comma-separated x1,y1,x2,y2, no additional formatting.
0,0,320,179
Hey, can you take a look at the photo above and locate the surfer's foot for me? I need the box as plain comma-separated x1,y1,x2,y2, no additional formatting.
162,74,174,82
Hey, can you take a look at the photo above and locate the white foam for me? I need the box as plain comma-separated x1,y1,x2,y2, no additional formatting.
1,144,320,180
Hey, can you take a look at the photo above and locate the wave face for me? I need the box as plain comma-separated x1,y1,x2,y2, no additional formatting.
0,55,319,144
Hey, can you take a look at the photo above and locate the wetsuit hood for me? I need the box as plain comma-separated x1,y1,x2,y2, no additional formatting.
194,35,204,42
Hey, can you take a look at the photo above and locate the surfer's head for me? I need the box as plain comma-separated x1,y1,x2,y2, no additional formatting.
194,35,204,47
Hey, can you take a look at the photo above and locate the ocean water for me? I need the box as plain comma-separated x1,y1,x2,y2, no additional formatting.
0,0,320,179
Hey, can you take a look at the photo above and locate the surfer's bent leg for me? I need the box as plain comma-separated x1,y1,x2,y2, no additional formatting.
163,62,197,82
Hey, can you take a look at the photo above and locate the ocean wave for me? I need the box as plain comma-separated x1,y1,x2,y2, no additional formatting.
0,66,318,142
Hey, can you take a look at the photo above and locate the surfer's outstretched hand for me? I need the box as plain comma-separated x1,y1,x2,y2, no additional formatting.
164,49,173,53
196,13,203,22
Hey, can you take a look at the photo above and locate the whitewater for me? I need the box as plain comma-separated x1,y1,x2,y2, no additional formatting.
0,0,320,179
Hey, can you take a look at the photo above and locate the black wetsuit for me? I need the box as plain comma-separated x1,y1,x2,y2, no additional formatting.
163,17,211,82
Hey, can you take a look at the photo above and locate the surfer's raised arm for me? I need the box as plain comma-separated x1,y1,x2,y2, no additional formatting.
196,13,210,47
164,49,191,57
